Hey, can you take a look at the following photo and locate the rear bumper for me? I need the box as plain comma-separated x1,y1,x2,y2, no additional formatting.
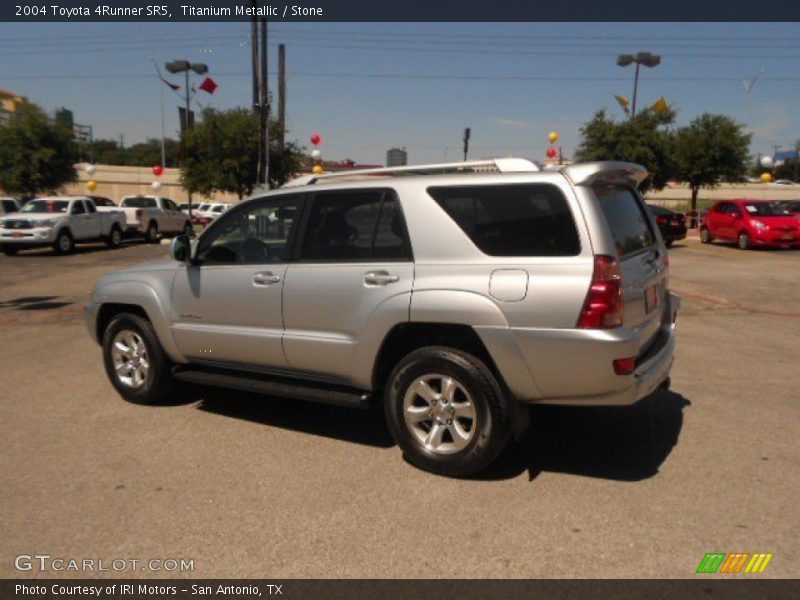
477,292,681,406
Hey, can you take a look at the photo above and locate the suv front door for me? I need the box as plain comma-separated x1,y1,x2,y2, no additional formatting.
170,195,303,368
282,190,413,383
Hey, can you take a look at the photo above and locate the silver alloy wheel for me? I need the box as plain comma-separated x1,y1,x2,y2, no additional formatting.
738,232,749,249
111,228,121,245
111,329,150,388
700,228,710,243
148,223,157,241
58,233,71,252
402,373,477,455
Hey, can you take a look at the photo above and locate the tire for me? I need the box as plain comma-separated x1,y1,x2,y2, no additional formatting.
145,221,159,243
665,239,674,248
105,226,122,248
384,346,511,477
102,312,175,404
738,231,750,250
53,230,74,254
699,227,711,244
183,222,194,237
2,246,18,256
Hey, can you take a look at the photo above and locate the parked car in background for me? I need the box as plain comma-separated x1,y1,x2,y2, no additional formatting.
778,200,800,216
0,197,21,216
0,196,126,255
119,195,193,242
771,179,796,186
701,199,800,249
191,203,211,225
193,203,231,226
646,204,687,247
85,159,679,476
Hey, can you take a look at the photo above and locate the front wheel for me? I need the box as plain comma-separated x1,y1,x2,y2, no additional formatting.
384,346,511,477
102,312,175,404
738,231,751,250
53,230,74,254
145,222,159,243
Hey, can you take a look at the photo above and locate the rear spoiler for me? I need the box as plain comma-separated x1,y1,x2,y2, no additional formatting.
563,162,648,188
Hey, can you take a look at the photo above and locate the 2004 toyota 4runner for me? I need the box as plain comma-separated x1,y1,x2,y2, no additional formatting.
85,159,680,476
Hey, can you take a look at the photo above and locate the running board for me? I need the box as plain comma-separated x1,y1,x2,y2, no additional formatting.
173,366,372,409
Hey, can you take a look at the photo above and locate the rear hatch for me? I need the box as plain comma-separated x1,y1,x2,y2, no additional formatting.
593,185,668,354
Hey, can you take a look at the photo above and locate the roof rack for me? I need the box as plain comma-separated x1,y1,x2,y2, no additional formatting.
281,157,539,187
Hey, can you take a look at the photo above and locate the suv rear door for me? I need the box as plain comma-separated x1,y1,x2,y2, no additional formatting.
282,189,413,383
593,185,668,354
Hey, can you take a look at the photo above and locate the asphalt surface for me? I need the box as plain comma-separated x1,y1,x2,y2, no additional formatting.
0,236,798,578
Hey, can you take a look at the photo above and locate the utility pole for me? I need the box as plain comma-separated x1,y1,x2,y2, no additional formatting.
259,17,269,187
250,6,258,113
463,127,470,161
278,43,286,151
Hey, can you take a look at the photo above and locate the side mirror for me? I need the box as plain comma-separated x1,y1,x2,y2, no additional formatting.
170,234,192,264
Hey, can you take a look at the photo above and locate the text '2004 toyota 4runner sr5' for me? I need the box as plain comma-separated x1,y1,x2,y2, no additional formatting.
85,159,680,476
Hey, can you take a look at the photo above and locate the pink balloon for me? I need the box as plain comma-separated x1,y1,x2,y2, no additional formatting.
310,133,322,146
152,165,164,177
546,147,558,159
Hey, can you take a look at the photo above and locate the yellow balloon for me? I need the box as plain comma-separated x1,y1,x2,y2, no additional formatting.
86,180,97,191
760,172,772,183
548,131,559,144
312,165,324,174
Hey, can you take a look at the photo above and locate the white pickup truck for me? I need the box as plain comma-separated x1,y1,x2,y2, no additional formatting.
0,196,126,255
119,195,193,242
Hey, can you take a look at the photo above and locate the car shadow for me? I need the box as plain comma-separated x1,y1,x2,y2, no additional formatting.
473,389,691,482
192,385,395,448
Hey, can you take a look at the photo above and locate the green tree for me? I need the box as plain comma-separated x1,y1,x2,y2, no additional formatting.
0,103,77,197
575,108,676,193
181,107,305,199
674,114,752,211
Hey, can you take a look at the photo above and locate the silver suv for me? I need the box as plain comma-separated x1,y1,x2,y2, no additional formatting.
85,159,679,476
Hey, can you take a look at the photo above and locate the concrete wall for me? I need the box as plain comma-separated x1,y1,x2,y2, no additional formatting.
59,163,240,204
647,183,799,209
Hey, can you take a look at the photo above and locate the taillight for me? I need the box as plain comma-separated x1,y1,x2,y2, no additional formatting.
135,209,143,219
655,215,668,226
577,255,623,329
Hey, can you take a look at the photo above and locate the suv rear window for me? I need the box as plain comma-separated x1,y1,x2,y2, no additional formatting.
427,184,580,257
593,185,655,257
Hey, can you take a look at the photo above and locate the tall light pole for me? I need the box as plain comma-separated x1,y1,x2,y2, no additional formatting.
617,52,661,117
165,60,208,219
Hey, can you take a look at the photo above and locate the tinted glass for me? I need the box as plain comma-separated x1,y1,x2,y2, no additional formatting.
428,184,580,257
2,200,17,212
593,185,655,257
372,196,411,260
647,204,671,216
121,197,157,208
197,197,301,265
71,201,86,215
303,191,406,261
743,202,792,217
85,200,96,213
21,200,69,213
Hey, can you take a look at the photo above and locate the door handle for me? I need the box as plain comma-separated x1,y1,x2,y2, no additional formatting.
253,271,281,286
364,270,399,286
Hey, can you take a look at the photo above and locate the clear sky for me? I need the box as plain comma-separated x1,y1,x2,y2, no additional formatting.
1,21,798,165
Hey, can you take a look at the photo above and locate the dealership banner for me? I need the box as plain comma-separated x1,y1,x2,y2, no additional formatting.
3,580,799,599
2,0,799,22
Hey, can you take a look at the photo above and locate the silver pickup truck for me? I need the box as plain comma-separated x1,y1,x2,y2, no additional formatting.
85,160,679,476
0,196,126,255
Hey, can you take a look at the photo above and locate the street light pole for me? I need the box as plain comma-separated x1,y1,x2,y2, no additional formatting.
631,61,641,117
617,52,661,118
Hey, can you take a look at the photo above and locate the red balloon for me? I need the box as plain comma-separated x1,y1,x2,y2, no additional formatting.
546,147,558,159
152,165,164,177
310,133,322,146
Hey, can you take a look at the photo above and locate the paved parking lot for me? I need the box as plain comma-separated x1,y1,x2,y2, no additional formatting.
1,237,798,578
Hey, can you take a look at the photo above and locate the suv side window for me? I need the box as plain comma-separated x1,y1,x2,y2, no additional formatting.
428,184,580,257
301,190,411,261
71,201,86,215
85,200,96,213
196,196,302,265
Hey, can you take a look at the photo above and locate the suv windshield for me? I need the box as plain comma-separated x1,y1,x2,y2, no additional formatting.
594,185,655,256
121,197,157,208
20,200,69,213
743,202,792,217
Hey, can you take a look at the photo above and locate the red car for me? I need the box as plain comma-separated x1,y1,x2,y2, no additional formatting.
700,199,800,249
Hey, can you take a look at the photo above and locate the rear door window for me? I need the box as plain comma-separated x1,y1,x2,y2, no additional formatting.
593,185,656,257
427,184,580,257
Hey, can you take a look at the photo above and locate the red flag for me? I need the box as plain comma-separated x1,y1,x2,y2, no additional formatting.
199,76,218,94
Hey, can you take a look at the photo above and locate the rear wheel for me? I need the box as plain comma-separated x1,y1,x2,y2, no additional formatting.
145,221,159,243
665,239,674,248
738,231,750,250
53,230,74,254
106,226,122,248
384,346,511,477
699,227,711,244
102,312,175,404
